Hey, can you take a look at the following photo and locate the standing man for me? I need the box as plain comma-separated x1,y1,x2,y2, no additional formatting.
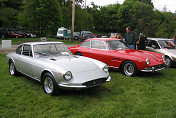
124,26,138,49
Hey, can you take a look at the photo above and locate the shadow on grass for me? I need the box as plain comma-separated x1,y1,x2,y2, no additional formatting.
109,69,165,79
16,72,110,97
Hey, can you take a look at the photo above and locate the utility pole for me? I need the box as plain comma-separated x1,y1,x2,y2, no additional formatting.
71,0,75,42
85,0,86,8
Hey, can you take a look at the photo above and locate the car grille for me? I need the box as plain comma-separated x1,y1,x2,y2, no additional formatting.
154,64,165,69
82,78,107,87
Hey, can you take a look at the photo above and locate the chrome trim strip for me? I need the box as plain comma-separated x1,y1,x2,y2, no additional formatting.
141,67,165,72
108,66,119,69
18,70,41,82
59,83,86,88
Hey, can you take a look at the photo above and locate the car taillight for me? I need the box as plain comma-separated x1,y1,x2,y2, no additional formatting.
82,37,85,38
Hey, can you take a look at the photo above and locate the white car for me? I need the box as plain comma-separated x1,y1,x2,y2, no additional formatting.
146,38,176,67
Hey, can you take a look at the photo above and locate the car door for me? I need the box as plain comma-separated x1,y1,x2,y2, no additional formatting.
79,40,91,57
89,40,111,65
13,45,23,70
19,44,34,77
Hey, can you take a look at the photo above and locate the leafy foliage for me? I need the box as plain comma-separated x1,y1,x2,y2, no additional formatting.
0,0,176,38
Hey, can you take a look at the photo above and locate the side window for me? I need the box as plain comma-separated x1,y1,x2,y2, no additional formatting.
91,40,106,50
148,40,160,49
80,41,90,48
145,39,150,46
16,45,22,54
22,45,33,57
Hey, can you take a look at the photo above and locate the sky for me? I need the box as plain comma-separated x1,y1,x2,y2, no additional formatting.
85,0,176,12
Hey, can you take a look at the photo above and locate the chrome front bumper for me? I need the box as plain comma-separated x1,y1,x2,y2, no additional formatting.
58,76,111,90
141,64,166,72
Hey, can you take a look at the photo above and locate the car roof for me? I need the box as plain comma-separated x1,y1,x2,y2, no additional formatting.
86,38,121,41
147,38,173,41
22,41,63,46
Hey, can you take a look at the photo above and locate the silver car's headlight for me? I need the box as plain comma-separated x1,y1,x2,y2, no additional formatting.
146,58,150,65
162,55,166,62
63,71,72,81
103,65,109,73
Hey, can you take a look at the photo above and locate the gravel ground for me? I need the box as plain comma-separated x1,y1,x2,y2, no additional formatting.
0,44,78,54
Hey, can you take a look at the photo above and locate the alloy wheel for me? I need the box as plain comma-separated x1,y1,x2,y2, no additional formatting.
44,77,54,94
124,63,135,76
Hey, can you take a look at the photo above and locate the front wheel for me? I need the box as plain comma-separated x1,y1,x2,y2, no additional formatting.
75,52,83,56
122,61,138,77
42,73,59,96
165,57,172,68
9,61,18,76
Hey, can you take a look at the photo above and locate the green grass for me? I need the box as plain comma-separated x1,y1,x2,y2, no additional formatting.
0,38,80,45
0,54,176,118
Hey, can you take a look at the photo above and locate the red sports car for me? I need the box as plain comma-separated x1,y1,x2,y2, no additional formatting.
69,38,166,76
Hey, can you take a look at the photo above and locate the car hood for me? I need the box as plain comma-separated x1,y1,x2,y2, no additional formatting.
162,49,176,57
41,55,98,73
113,49,163,63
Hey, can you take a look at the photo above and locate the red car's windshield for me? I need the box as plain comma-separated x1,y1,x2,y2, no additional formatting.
106,40,128,50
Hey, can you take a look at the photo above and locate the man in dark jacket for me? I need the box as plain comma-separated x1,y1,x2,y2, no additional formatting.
124,26,138,49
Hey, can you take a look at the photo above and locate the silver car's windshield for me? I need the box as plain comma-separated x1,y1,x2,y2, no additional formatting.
33,43,71,57
158,40,176,49
107,40,128,50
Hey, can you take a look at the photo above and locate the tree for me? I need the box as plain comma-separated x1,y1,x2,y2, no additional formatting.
24,0,63,36
0,0,23,27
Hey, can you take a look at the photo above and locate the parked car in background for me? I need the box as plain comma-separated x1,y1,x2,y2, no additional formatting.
29,33,36,38
93,33,98,38
6,42,111,95
56,27,71,39
146,38,176,67
97,34,108,38
69,38,166,76
0,27,9,38
9,30,22,38
73,32,80,40
56,27,67,39
109,33,118,38
79,31,96,42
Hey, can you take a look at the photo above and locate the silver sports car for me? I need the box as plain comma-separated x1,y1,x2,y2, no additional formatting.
6,42,111,95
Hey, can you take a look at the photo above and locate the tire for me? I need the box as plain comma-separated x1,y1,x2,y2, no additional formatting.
75,52,83,56
9,61,18,76
42,73,59,96
165,57,172,68
121,61,138,77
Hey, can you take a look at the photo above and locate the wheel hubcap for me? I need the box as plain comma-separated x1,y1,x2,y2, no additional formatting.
10,63,15,75
165,58,170,66
44,77,54,94
124,63,134,76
